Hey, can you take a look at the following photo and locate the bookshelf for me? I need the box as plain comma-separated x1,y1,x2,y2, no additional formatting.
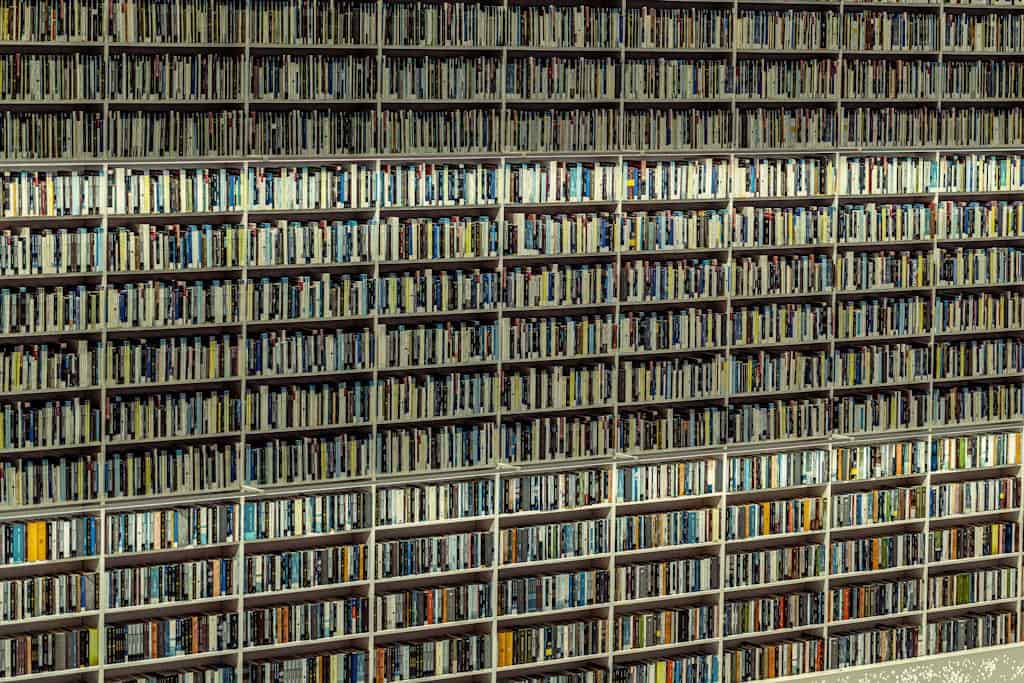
0,153,1021,683
2,0,1024,682
6,0,1024,158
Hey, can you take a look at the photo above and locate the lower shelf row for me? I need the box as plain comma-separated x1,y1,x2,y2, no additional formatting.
1,610,1017,683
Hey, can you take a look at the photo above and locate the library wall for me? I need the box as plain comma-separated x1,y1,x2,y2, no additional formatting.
2,1,1024,683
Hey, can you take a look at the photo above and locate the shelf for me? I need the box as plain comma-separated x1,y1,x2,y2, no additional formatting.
830,518,927,536
828,610,924,628
613,589,721,610
612,637,720,659
497,604,609,626
500,553,612,573
927,553,1021,570
242,632,369,655
615,493,721,514
0,610,100,630
105,594,239,620
375,567,495,589
244,528,371,553
496,653,609,675
724,575,827,596
104,650,237,672
721,622,825,643
498,505,612,527
105,542,238,567
830,565,927,582
0,667,101,683
726,530,826,549
244,581,371,605
616,542,720,562
375,617,492,641
927,596,1020,617
0,555,100,578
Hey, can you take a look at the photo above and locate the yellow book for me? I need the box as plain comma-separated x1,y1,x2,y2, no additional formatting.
498,631,511,667
88,627,99,665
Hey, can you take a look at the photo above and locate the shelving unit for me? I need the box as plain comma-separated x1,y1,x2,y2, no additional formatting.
2,0,1024,682
2,0,1024,157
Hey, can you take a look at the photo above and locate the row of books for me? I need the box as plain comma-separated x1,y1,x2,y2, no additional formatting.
930,522,1018,562
247,653,365,683
12,59,1024,106
21,105,1024,157
727,544,824,589
16,0,1021,48
377,583,490,631
1,430,1016,510
0,617,1011,683
497,620,607,666
616,604,717,649
11,539,1022,617
829,626,919,669
618,558,717,601
0,628,97,678
0,388,1018,466
107,558,233,609
2,273,1023,334
723,590,825,636
1,571,98,622
12,156,1024,218
929,566,1018,608
109,53,245,101
4,212,1022,282
245,544,366,594
831,486,926,528
105,614,238,663
927,611,1017,655
618,508,719,552
13,223,1024,278
376,634,488,681
722,638,824,683
244,597,367,646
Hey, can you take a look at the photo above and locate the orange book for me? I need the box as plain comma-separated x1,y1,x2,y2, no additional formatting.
25,522,39,562
376,648,385,683
426,590,435,624
499,631,512,667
